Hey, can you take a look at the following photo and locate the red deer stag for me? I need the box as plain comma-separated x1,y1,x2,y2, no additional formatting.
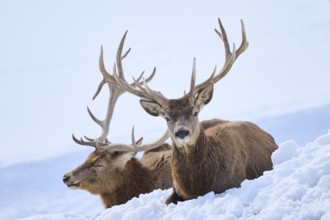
111,19,279,204
63,46,172,208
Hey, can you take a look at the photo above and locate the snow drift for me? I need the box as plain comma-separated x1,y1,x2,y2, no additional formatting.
16,130,330,220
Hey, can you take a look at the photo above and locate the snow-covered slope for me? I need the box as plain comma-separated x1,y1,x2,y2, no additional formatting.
2,129,330,220
0,151,103,220
256,104,330,146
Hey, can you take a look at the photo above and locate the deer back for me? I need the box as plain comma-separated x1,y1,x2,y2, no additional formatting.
140,143,173,189
170,119,277,201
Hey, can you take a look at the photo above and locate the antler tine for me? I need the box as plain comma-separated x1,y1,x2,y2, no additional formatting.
143,67,157,84
95,43,132,100
93,79,107,101
131,67,157,93
122,72,166,107
93,46,113,100
131,128,170,152
72,134,98,148
99,128,170,153
84,136,96,142
190,62,217,95
188,58,196,96
87,106,102,126
192,19,248,95
116,30,129,79
236,19,249,58
142,78,168,106
121,47,131,60
131,67,155,88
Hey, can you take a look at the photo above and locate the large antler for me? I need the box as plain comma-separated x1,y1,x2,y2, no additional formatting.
114,19,248,103
72,32,170,152
189,19,249,95
113,32,169,107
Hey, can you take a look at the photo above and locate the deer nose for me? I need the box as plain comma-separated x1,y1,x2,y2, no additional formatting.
63,175,70,183
175,130,190,139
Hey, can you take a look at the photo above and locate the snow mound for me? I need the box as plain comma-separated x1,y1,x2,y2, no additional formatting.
18,131,330,220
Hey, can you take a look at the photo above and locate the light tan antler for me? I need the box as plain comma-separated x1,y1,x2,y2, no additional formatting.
113,32,169,106
72,32,170,152
189,19,249,95
114,19,248,103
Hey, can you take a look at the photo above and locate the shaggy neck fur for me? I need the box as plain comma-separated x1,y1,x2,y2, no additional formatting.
100,158,155,208
171,125,219,199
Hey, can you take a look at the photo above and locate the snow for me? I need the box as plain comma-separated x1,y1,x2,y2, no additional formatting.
1,130,329,220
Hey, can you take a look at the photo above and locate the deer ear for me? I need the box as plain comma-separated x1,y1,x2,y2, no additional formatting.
140,100,165,117
194,83,213,110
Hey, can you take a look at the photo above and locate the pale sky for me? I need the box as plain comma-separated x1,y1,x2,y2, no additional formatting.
0,0,329,165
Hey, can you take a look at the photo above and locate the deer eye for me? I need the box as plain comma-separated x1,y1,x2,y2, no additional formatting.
94,158,106,168
165,117,170,122
193,112,199,117
94,164,103,168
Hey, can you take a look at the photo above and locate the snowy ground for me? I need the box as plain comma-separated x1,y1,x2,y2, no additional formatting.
2,128,329,220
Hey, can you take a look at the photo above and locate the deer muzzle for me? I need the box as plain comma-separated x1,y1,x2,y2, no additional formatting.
175,129,190,139
63,174,80,188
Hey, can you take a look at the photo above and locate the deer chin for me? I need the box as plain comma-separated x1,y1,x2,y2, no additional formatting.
173,136,191,149
66,182,81,189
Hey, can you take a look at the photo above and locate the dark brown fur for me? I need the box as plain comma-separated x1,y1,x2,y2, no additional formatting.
100,157,155,207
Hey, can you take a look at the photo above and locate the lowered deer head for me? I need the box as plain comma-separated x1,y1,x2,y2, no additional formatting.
63,45,172,208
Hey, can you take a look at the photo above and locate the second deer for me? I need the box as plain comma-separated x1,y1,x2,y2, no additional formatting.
63,47,172,208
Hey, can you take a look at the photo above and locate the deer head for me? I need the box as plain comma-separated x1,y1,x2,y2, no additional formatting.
138,72,214,147
113,19,248,149
63,148,137,194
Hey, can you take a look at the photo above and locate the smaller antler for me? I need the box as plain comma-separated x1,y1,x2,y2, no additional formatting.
72,45,131,146
73,32,170,152
98,128,170,152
